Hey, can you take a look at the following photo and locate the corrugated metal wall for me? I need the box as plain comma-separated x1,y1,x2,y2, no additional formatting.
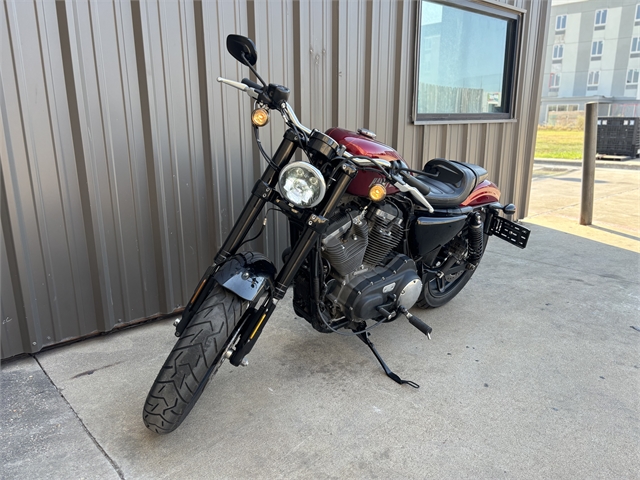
1,0,550,359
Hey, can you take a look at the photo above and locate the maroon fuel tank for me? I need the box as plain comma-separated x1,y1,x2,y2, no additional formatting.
325,127,401,197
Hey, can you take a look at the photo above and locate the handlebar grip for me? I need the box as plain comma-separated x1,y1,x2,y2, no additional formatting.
400,171,431,196
242,78,263,90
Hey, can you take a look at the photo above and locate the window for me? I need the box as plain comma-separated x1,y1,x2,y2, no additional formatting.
547,104,577,116
631,37,640,54
594,9,607,27
552,44,564,60
591,40,603,58
587,71,600,87
414,0,520,122
627,69,640,85
636,5,640,22
550,73,560,89
556,15,567,31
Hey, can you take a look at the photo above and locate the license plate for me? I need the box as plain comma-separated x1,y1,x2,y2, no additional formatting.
489,216,530,249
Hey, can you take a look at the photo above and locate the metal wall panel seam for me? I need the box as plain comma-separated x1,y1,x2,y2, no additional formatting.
74,0,122,329
56,1,106,334
34,0,87,340
141,0,181,310
4,0,57,352
91,0,135,328
112,0,160,318
193,0,218,269
130,0,169,315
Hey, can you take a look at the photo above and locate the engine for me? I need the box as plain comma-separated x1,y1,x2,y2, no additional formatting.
320,201,422,322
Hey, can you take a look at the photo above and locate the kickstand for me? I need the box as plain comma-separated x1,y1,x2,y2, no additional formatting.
355,331,419,389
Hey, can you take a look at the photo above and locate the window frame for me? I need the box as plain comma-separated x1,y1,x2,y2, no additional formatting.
591,40,603,58
552,44,564,60
594,9,607,27
627,69,640,85
631,37,640,55
549,73,560,89
412,0,523,124
587,71,600,87
555,14,567,31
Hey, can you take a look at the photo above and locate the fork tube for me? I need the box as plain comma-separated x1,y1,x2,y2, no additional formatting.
176,129,299,337
214,129,299,264
272,162,358,299
228,161,357,364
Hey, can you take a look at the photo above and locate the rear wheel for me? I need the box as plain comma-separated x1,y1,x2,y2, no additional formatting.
143,285,245,434
416,233,488,309
417,266,476,309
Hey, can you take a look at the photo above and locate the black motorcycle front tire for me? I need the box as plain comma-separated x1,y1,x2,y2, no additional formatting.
143,284,244,434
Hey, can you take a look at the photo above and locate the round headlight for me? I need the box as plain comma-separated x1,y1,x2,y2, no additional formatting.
278,161,326,208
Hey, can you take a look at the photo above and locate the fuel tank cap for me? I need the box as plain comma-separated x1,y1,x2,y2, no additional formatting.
357,128,376,139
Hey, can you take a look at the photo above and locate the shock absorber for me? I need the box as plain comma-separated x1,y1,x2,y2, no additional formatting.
467,212,484,264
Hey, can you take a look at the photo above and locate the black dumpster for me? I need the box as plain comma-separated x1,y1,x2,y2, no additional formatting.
596,117,640,157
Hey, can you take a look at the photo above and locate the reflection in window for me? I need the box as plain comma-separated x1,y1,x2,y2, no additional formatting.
548,104,578,113
415,0,519,120
553,44,564,60
591,41,603,57
550,73,560,89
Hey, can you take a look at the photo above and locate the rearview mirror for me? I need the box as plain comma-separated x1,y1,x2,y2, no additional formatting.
226,35,258,66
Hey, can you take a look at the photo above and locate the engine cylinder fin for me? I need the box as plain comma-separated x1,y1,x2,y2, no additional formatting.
363,206,403,266
322,213,369,277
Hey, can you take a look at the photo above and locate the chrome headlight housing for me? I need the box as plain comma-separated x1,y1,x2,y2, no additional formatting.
278,161,326,208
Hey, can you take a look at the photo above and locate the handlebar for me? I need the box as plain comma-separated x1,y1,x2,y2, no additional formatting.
217,75,433,211
217,77,259,99
242,78,263,90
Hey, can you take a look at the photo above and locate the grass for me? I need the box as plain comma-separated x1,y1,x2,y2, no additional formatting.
534,128,584,160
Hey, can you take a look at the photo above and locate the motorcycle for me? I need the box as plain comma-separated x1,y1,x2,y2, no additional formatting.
143,35,530,434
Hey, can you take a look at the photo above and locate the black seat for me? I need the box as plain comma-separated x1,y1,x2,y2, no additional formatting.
416,158,488,207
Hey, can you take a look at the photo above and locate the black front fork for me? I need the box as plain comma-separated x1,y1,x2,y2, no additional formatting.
175,129,299,338
229,161,357,365
176,128,357,366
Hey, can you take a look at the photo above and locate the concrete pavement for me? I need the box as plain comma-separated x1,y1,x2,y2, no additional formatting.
528,163,639,253
2,165,639,479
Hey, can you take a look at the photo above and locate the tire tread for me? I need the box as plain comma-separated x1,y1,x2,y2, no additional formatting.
143,285,242,434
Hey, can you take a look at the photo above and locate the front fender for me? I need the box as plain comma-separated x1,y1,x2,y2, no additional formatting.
213,252,276,302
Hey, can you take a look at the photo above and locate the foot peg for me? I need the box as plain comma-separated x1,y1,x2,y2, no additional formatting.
398,306,432,339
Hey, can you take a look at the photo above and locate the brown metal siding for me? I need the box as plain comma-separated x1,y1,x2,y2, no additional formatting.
1,0,549,358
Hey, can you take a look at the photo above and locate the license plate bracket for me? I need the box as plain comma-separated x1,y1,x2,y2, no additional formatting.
489,216,530,249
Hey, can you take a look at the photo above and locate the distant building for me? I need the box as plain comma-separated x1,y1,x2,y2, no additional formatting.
540,0,640,124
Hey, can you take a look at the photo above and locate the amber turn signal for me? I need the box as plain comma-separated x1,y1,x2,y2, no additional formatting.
251,108,270,127
369,184,386,202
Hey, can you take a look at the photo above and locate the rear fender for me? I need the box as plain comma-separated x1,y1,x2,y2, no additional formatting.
461,180,500,207
213,252,276,302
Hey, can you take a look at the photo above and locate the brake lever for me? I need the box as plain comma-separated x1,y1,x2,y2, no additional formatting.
217,77,259,99
391,174,434,213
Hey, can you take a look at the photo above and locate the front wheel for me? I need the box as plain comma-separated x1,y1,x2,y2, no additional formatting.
143,284,245,434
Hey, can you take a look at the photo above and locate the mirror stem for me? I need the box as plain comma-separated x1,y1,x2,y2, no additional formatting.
242,52,267,87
